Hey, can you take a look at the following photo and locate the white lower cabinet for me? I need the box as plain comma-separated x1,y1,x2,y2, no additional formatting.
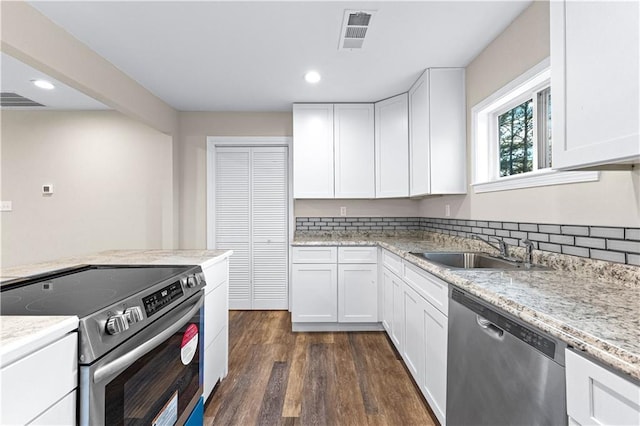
292,246,378,329
292,262,339,322
420,296,448,424
380,248,448,425
338,264,377,322
402,283,422,379
202,256,230,401
381,267,395,334
0,332,78,425
566,349,640,426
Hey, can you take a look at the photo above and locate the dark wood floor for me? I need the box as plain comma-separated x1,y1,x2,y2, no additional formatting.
204,311,438,425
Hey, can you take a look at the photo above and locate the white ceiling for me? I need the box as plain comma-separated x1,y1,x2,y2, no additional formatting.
0,53,108,110
23,1,532,112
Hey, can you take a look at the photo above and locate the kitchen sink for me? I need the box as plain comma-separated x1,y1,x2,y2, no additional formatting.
409,251,549,270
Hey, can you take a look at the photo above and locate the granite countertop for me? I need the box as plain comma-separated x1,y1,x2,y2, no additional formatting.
0,250,232,362
293,234,640,382
1,249,233,284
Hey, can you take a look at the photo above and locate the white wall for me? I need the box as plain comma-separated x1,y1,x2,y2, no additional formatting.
419,1,640,227
1,110,174,267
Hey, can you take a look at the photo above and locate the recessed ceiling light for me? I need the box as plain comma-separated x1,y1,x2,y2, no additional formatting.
304,71,321,84
31,79,55,90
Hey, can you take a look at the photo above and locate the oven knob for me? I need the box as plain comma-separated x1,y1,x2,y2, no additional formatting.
195,272,205,285
187,275,197,288
180,276,189,287
124,306,143,325
106,314,129,335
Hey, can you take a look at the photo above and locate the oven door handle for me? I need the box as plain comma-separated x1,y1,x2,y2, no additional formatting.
93,295,203,384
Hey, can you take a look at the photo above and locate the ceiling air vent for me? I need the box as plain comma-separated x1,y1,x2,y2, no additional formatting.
1,92,44,107
339,10,376,51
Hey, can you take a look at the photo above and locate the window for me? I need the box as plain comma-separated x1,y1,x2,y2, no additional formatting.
472,58,597,193
497,85,551,177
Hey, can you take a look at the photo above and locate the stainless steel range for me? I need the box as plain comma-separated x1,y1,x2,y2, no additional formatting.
1,264,207,426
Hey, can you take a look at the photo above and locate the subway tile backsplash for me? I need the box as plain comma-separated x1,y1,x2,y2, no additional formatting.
295,216,640,266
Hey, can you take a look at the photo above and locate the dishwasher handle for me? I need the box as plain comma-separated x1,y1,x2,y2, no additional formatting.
476,315,504,340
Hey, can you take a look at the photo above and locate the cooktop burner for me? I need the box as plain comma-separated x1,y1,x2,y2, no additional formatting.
1,265,191,317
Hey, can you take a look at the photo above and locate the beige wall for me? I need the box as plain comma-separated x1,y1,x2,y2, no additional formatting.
1,110,174,267
419,1,640,227
177,112,293,248
295,199,420,218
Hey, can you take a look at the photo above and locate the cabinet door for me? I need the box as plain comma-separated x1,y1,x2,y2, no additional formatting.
429,68,466,194
566,349,640,426
421,299,448,425
338,264,377,322
375,93,409,198
402,282,423,383
391,270,404,352
381,267,394,333
409,70,431,196
334,104,375,198
291,263,338,322
551,1,639,168
293,104,335,198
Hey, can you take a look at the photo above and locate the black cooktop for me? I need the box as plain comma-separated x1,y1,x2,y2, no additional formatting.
0,265,191,317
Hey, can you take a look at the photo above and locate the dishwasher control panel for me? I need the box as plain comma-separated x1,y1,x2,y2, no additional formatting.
451,288,556,359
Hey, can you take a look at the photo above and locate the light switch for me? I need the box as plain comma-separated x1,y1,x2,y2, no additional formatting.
0,201,12,212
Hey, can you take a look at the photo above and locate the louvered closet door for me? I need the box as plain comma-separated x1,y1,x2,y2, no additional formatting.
215,148,251,309
215,146,288,310
252,148,288,309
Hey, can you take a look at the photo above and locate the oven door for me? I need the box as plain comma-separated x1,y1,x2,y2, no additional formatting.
80,292,204,426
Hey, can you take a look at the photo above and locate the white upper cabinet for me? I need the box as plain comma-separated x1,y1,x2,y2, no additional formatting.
409,68,466,196
551,1,639,169
334,104,375,198
293,104,335,198
293,103,375,199
375,93,409,198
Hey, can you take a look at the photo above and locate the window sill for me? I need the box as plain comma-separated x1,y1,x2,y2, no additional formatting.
472,169,600,193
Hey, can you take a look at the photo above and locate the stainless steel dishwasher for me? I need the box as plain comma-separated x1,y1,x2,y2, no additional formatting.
447,287,567,426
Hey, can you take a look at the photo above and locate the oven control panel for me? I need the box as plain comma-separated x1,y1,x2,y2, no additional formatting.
143,281,185,317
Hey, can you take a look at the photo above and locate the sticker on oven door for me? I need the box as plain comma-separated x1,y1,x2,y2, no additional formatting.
181,324,199,365
152,390,178,426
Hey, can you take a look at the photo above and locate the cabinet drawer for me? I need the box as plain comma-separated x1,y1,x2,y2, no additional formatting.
566,349,640,426
381,249,403,276
292,246,337,263
0,332,78,425
203,258,228,293
403,262,448,316
338,246,377,264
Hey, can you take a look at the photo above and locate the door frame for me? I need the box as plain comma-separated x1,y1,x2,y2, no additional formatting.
206,136,293,309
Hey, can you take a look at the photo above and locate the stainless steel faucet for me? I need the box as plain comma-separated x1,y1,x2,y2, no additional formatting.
522,239,534,266
472,235,510,258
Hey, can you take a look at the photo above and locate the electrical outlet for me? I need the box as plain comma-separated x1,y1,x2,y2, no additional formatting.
445,204,451,217
0,201,12,212
340,206,347,216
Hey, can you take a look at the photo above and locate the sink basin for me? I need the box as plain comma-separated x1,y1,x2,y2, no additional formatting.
409,252,549,270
